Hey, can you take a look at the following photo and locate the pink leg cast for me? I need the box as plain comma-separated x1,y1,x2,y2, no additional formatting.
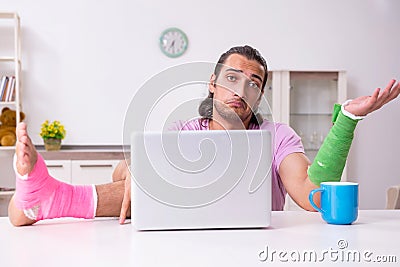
14,153,96,221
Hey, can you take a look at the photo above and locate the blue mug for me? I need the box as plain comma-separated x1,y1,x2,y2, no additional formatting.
309,182,358,225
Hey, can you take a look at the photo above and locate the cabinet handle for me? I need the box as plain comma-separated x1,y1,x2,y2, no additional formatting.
46,165,64,168
79,164,114,168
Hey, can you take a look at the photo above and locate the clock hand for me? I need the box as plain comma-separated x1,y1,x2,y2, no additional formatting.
170,40,175,49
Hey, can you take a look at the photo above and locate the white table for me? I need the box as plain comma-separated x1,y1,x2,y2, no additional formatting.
0,210,399,267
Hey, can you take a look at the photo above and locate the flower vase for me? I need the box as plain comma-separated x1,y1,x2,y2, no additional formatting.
44,138,62,151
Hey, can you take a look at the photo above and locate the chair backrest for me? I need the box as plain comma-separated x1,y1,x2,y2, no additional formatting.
386,185,400,209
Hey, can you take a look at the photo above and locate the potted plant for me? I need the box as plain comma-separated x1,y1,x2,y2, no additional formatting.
40,120,66,151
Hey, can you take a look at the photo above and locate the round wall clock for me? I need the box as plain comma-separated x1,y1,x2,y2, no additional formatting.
159,27,188,58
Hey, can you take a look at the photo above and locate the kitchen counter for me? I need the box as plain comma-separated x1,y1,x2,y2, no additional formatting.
36,145,126,161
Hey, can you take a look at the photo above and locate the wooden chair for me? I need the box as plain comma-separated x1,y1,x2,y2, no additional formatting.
386,185,400,209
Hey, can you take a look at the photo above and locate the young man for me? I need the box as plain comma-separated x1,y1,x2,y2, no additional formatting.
8,45,400,226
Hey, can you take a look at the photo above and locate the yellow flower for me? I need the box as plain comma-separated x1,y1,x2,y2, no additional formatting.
40,120,66,140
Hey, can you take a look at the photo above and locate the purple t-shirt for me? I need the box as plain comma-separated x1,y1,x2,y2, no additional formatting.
170,118,304,210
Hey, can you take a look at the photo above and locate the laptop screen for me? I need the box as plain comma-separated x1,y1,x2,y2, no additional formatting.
131,130,272,230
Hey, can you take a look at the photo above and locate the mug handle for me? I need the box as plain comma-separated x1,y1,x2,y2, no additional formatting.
309,188,323,213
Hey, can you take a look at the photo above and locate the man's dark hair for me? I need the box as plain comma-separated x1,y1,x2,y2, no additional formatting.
198,45,268,125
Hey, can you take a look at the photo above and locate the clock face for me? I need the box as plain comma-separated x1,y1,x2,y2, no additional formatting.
159,28,188,58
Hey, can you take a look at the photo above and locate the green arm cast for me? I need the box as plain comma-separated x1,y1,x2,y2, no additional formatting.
307,104,360,186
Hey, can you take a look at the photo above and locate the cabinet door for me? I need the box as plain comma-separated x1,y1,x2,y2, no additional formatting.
258,71,274,122
45,160,72,184
0,193,12,216
71,160,120,185
0,150,15,189
286,71,346,162
280,71,347,211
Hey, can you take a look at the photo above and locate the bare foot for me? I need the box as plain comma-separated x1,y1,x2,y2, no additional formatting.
15,122,38,176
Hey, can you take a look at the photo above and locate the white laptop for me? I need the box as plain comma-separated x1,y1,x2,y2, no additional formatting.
131,130,272,230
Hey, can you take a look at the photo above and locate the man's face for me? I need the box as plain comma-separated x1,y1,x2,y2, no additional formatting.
210,54,265,125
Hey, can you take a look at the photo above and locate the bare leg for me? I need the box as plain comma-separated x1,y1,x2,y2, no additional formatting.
95,181,130,217
111,159,132,223
97,143,131,216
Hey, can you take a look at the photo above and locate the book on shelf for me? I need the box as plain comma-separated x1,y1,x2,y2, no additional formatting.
0,75,9,101
0,75,16,102
5,76,15,101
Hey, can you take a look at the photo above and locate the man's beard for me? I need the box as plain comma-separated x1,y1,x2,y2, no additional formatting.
213,100,253,126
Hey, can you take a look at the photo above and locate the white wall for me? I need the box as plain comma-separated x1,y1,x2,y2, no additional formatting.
1,0,400,209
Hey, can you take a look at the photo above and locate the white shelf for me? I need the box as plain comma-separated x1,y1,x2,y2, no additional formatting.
0,12,18,19
0,101,16,105
0,11,21,120
0,146,15,151
0,57,16,62
0,190,14,197
0,12,21,200
0,58,21,66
